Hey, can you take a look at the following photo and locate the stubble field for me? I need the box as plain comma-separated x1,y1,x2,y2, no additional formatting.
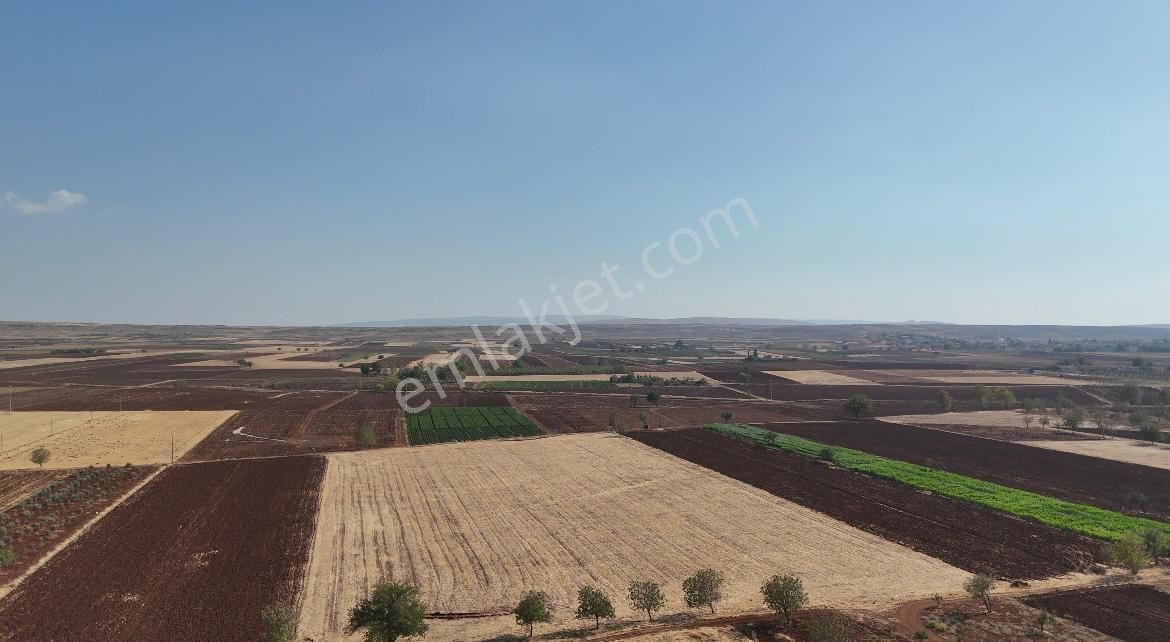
297,433,966,641
0,410,236,469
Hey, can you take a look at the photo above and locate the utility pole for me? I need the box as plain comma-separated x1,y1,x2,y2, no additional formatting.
171,433,174,463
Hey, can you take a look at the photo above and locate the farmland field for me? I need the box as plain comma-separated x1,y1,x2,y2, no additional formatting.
764,420,1170,520
0,410,236,469
298,433,967,641
404,405,543,444
1022,585,1170,642
182,408,404,460
632,428,1104,579
0,469,70,509
1025,437,1170,470
714,423,1169,541
0,457,325,641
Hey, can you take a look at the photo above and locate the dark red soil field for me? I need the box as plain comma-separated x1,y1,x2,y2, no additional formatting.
631,428,1100,579
12,386,348,412
1022,585,1170,642
0,457,325,641
0,465,156,586
765,420,1170,520
511,393,838,433
182,407,403,461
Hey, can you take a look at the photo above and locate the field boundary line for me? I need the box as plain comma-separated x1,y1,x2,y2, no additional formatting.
0,465,165,600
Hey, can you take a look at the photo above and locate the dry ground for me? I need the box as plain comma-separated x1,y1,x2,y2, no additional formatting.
885,410,1034,427
0,470,71,509
1026,438,1170,470
298,433,966,641
891,370,1084,385
0,411,235,469
766,370,875,385
176,351,347,370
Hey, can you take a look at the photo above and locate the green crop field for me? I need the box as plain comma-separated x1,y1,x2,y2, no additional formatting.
707,423,1170,541
405,406,544,445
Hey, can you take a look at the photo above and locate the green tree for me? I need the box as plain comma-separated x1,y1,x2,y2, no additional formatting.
1036,608,1054,633
0,547,14,568
513,591,553,638
720,410,734,423
629,395,639,408
638,411,650,429
1063,407,1085,430
30,447,50,468
260,604,297,642
844,394,873,419
936,389,953,412
346,581,429,642
761,574,807,624
1108,532,1149,574
989,387,1017,409
627,580,665,621
975,385,991,409
646,392,661,406
354,425,377,449
682,568,724,613
1121,383,1144,405
575,586,615,630
962,574,995,613
1141,528,1170,565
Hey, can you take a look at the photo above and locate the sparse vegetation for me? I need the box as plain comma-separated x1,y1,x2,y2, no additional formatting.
1107,532,1149,574
260,604,297,642
962,573,995,613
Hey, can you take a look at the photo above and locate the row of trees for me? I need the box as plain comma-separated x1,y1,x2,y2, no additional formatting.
282,570,811,642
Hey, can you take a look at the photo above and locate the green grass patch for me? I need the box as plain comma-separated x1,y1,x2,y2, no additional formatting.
406,406,544,445
706,423,1170,541
487,365,628,376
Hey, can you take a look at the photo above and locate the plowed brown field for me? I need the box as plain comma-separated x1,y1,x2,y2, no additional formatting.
0,456,325,641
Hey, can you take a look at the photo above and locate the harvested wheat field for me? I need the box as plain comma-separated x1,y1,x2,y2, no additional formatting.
1026,438,1170,470
0,411,235,469
298,433,966,641
767,370,875,385
892,370,1082,385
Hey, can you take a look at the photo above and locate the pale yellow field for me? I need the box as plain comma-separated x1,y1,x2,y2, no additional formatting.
0,411,235,469
885,410,1033,427
298,433,966,641
176,347,346,370
1026,438,1170,470
768,370,876,385
892,370,1082,385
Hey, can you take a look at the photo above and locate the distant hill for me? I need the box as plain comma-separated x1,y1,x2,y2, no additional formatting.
338,316,906,328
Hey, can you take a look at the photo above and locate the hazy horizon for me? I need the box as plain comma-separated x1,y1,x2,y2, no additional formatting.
4,2,1169,326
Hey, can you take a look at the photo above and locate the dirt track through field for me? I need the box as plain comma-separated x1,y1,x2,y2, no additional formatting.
298,433,966,641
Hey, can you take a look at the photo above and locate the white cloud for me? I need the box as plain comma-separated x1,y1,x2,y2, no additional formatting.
3,189,88,216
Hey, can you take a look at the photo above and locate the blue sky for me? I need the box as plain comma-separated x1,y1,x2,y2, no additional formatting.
3,1,1168,326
